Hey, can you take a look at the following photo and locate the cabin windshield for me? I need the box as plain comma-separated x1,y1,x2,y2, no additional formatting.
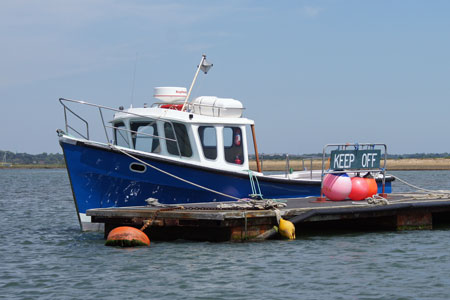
130,121,160,153
164,122,193,157
114,122,130,148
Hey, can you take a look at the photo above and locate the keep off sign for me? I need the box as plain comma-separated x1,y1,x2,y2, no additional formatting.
330,149,381,170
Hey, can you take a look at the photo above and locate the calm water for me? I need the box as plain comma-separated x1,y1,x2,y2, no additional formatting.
1,169,450,299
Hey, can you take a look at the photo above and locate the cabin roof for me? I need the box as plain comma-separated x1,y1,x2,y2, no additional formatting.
113,107,255,125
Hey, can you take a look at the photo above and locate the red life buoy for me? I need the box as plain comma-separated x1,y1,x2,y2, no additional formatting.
160,104,183,110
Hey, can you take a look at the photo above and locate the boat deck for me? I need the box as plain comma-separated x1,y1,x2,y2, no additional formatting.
87,193,450,242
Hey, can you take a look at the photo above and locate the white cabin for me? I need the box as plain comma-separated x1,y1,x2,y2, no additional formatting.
111,96,254,173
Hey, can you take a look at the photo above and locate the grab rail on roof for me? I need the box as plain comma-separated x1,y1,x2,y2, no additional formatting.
58,98,183,158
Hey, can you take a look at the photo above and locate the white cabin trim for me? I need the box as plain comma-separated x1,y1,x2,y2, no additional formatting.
109,105,253,173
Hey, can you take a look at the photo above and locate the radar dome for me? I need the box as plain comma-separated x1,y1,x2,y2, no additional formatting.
153,87,187,103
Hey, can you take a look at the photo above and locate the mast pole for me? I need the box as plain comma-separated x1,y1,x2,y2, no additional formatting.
181,55,206,112
251,124,262,173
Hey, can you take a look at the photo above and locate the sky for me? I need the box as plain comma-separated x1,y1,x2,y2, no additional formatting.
1,0,449,155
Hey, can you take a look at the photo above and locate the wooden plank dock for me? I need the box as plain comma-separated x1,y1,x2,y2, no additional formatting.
87,193,450,242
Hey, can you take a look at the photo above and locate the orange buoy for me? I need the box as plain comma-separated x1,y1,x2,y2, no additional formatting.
105,226,150,247
349,177,369,201
365,177,378,198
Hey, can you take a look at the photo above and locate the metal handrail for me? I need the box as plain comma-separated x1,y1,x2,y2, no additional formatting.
151,102,247,112
60,99,89,140
257,153,320,179
103,125,178,145
299,156,321,179
285,154,290,178
60,98,170,120
59,98,185,158
285,155,322,179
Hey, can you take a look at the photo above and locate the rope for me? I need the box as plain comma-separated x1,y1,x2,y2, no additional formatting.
350,173,450,206
140,219,153,231
145,197,173,207
351,194,389,206
367,195,389,205
109,144,241,201
106,146,450,208
387,173,450,195
248,170,263,199
274,209,281,224
216,198,287,210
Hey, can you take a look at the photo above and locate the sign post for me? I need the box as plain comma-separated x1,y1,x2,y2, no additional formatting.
316,143,388,202
330,149,381,170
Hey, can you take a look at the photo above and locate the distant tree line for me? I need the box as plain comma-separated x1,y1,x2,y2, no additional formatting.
1,150,449,166
388,153,450,159
0,150,65,165
250,153,450,160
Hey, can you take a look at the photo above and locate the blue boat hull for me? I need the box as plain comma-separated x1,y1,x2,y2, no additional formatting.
60,140,392,230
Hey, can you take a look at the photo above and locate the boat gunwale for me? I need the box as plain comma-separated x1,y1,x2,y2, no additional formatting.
59,134,394,186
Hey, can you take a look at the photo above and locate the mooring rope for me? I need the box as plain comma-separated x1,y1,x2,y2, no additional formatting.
106,145,450,208
216,198,287,210
109,144,241,201
387,174,450,195
248,170,263,199
351,194,390,206
108,144,293,211
349,173,450,206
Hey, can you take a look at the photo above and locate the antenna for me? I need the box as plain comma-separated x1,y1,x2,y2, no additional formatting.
130,52,138,108
181,54,213,111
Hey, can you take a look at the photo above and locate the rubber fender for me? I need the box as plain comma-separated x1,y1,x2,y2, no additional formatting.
279,218,296,240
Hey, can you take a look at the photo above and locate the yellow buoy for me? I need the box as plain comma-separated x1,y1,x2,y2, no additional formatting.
279,218,296,240
105,226,150,247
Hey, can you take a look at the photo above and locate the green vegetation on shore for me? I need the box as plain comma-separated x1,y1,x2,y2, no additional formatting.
0,164,65,169
249,153,450,160
0,150,64,167
249,158,450,171
1,150,450,170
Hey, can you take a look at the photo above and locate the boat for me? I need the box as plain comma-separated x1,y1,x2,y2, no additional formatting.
57,55,393,231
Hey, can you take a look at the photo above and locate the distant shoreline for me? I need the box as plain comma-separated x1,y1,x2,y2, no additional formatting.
0,164,65,169
2,158,450,171
249,158,450,171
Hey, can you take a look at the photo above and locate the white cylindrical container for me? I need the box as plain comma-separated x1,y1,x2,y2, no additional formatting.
153,87,187,103
192,96,244,118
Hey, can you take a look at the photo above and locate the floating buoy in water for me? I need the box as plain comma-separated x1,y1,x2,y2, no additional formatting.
279,218,296,240
349,177,369,201
105,226,150,247
323,173,352,201
365,177,378,198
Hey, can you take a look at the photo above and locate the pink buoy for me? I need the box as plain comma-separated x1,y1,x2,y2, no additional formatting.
323,173,352,201
349,177,369,201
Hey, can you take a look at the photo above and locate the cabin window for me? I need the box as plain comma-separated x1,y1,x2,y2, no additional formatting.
164,122,193,157
198,126,217,160
223,126,244,165
114,122,130,148
130,122,160,153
